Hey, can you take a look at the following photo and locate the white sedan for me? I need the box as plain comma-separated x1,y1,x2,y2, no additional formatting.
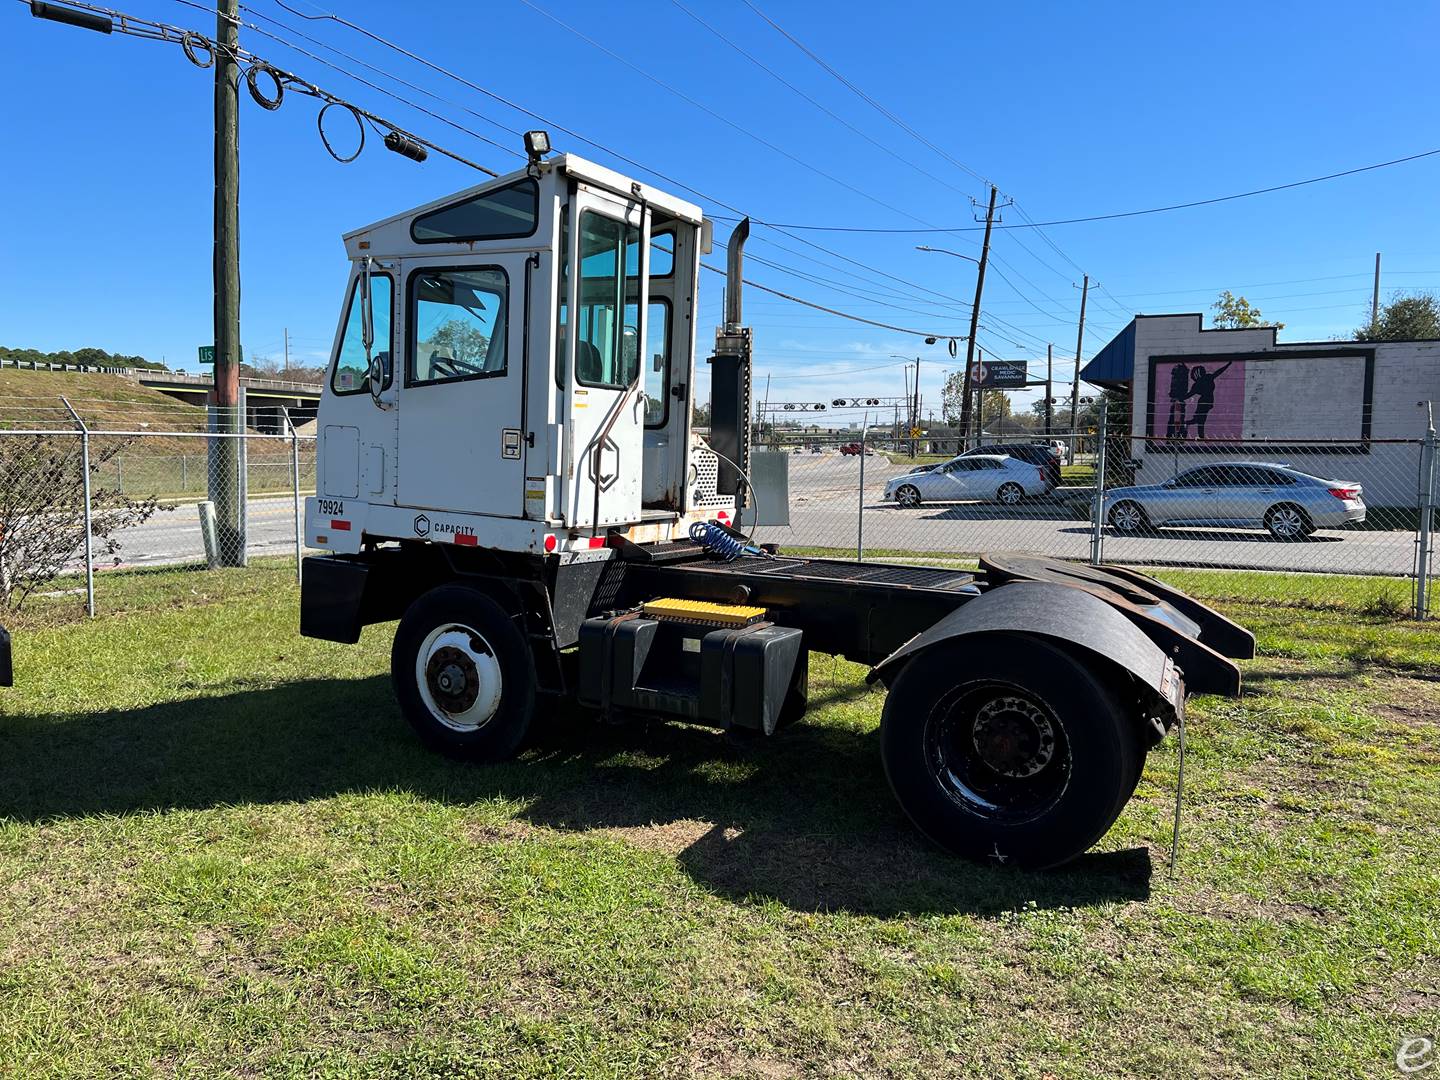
884,454,1048,508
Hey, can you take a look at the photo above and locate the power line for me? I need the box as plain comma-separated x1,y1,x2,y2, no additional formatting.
664,0,979,203
714,147,1440,232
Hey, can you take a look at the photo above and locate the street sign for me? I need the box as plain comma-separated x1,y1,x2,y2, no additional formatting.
197,345,215,364
909,426,922,439
971,359,1027,388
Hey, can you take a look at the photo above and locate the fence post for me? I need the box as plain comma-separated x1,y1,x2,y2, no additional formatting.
1416,402,1436,620
857,419,870,561
286,408,303,584
116,456,123,494
181,454,188,491
59,397,95,618
1089,402,1109,566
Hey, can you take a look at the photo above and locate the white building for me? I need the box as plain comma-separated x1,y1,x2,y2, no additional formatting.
1081,314,1440,509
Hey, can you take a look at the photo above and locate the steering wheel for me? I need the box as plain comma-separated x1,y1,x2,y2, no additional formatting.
429,352,485,379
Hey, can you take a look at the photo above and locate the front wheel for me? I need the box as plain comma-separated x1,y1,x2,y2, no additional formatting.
880,634,1142,869
894,484,922,508
996,482,1025,506
391,585,536,761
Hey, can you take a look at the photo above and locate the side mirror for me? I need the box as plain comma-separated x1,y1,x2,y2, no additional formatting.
361,258,383,404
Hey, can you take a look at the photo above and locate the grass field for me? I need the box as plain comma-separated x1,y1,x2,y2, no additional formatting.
1,564,1437,1076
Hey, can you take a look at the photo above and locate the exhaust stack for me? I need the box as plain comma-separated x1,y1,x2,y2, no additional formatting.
709,218,752,498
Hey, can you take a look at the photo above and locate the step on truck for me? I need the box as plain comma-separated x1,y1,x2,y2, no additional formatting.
299,140,1254,868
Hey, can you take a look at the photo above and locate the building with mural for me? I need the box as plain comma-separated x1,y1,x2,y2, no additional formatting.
1080,314,1440,510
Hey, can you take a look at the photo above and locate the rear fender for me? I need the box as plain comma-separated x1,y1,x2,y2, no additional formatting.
867,581,1231,739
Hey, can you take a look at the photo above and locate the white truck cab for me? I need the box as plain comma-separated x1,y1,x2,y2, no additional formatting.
306,153,734,559
298,142,1252,871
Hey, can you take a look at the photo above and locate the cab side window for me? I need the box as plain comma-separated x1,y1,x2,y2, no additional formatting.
408,267,508,386
330,273,393,395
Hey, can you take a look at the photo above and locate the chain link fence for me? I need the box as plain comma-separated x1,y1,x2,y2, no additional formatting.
0,412,316,619
1,397,1434,622
754,401,1438,618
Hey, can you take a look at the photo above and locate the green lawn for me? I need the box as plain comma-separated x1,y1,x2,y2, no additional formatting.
1,565,1437,1076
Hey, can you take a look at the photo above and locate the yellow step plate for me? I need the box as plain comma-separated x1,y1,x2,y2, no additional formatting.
642,597,768,626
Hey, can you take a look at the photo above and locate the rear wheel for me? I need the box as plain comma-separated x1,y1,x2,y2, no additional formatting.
895,484,922,508
1108,500,1151,534
391,585,535,761
997,482,1025,506
880,634,1142,869
1265,503,1312,540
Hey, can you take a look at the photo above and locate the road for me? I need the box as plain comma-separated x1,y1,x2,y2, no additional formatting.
99,455,1417,578
754,452,1417,577
103,495,302,569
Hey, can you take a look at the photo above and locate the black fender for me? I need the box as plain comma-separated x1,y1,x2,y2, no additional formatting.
867,581,1237,738
0,625,11,686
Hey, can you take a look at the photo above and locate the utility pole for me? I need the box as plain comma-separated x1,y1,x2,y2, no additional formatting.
1372,252,1382,332
1045,343,1054,436
211,0,245,566
911,354,921,457
1069,274,1089,434
960,185,998,448
975,346,985,437
283,326,290,376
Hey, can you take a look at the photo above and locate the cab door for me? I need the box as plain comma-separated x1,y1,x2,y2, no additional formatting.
396,253,529,515
562,185,649,529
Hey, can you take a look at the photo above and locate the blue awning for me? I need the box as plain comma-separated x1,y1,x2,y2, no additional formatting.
1080,320,1136,386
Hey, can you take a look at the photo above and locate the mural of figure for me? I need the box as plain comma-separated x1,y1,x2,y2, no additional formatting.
1165,361,1191,439
1183,360,1234,439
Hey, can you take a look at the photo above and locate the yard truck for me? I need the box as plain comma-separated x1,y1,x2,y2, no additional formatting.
298,142,1254,868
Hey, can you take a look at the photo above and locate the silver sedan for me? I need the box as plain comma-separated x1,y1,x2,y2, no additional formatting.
1104,462,1366,540
885,454,1049,508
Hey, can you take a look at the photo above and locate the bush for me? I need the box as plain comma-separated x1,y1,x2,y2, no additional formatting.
0,435,168,608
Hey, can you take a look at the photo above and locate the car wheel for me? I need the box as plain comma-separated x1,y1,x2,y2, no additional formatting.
1264,503,1311,541
895,484,922,508
1108,500,1151,534
391,585,536,761
880,634,1144,868
997,482,1024,506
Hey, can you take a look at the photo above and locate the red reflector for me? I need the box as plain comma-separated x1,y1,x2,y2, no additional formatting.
330,519,351,531
454,533,478,546
1328,488,1357,500
543,534,557,553
587,537,605,549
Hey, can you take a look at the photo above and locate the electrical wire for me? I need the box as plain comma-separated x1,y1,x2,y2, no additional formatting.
715,147,1440,233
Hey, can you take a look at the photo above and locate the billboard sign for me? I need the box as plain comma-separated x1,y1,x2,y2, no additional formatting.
972,359,1028,389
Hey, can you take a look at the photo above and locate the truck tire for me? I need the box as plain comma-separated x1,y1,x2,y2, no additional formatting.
391,585,535,761
880,633,1142,869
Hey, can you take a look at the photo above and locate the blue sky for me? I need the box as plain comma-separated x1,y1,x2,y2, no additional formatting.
3,0,1439,422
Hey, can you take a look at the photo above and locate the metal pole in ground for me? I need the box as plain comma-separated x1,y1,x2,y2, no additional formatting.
59,397,95,618
286,408,302,584
1089,401,1109,566
857,414,870,561
1415,401,1436,619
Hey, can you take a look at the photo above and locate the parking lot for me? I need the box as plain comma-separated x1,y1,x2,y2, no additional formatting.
757,450,1419,577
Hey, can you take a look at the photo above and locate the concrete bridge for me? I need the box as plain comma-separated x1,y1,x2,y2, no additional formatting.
127,370,321,432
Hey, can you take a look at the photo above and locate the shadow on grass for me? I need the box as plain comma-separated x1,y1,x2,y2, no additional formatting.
0,675,1151,916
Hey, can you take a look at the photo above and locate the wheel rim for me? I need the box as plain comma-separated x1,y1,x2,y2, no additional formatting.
414,622,503,732
1112,502,1143,531
999,483,1022,505
898,485,919,507
923,682,1072,825
1270,507,1303,537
